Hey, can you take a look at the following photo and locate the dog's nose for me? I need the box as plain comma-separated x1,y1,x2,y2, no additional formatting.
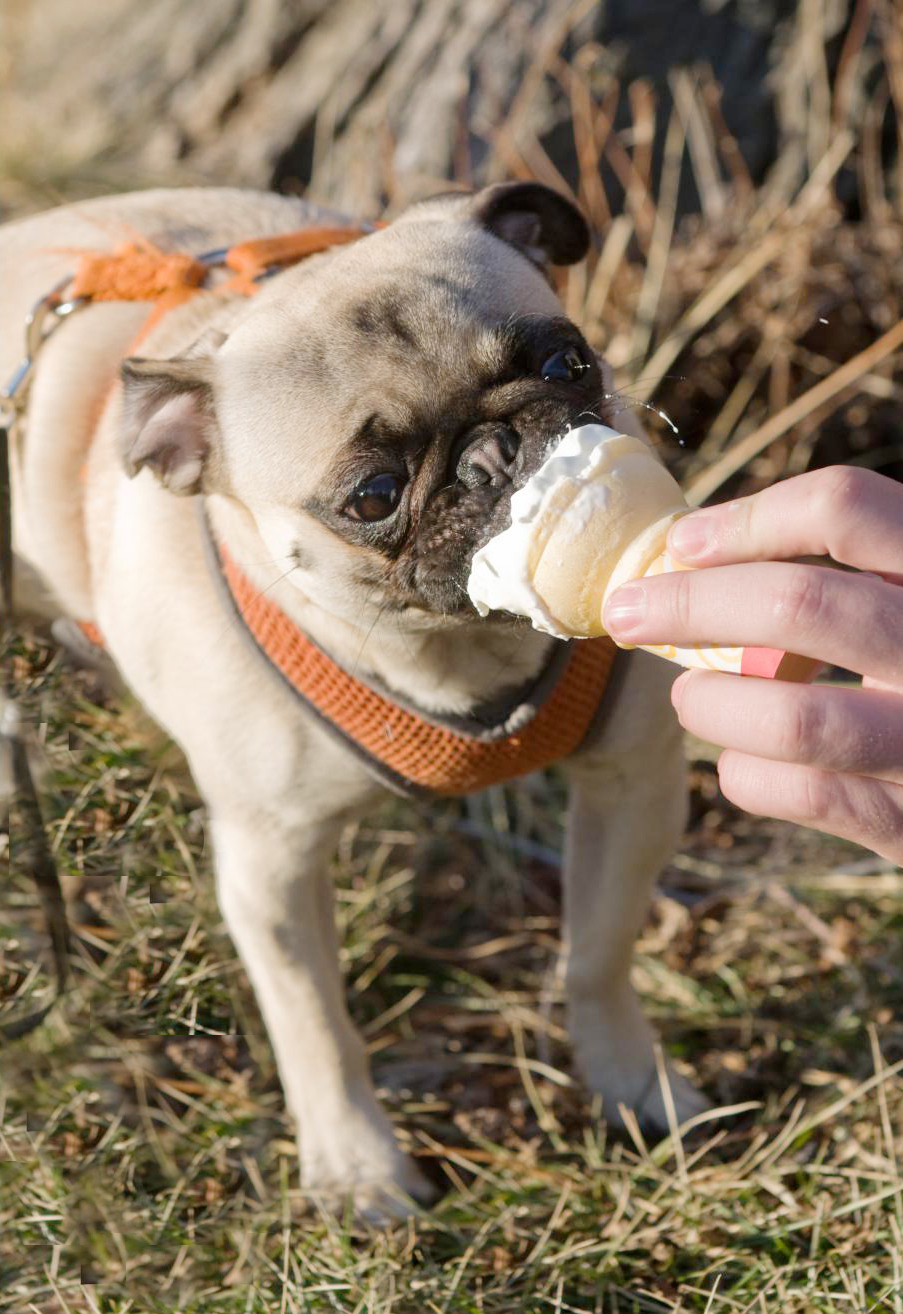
455,424,519,489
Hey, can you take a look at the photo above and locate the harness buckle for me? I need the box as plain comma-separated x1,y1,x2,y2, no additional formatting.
1,278,87,423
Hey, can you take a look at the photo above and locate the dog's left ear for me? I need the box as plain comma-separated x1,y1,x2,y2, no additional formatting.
119,355,219,495
470,182,590,268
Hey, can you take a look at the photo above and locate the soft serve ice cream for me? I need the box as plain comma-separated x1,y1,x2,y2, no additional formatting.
467,423,818,680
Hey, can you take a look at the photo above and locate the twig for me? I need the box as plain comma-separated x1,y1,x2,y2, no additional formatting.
699,65,753,197
630,230,785,398
671,67,725,220
687,337,778,469
831,0,874,135
590,79,657,250
685,317,903,504
569,53,612,228
628,95,685,369
801,0,832,174
877,0,903,205
490,0,597,195
634,131,854,399
583,213,633,331
628,79,655,199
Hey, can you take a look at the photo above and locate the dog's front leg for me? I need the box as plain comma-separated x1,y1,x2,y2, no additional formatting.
210,811,434,1220
561,685,709,1132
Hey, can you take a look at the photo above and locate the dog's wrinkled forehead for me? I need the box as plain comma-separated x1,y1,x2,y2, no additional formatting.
216,217,566,489
329,217,564,318
289,219,561,364
335,275,508,419
325,236,558,397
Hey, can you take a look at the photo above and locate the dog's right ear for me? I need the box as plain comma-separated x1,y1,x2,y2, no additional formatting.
119,355,218,495
469,182,590,269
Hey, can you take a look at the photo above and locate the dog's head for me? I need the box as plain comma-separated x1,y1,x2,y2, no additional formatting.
120,183,616,630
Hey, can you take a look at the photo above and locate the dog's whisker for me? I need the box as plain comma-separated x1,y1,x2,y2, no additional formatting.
609,375,686,395
570,393,682,442
254,563,301,601
349,595,393,678
241,554,301,568
211,563,301,648
608,395,681,438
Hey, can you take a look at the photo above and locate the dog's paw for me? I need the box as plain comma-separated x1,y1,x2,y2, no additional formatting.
304,1155,438,1226
569,991,711,1136
597,1061,711,1136
577,1042,711,1135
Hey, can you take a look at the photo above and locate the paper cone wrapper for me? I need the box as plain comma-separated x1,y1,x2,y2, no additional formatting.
615,545,821,682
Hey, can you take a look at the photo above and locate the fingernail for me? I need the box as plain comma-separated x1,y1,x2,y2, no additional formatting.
603,584,646,636
670,669,690,714
669,512,714,562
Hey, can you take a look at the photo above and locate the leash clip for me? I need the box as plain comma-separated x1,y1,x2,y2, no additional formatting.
1,278,87,424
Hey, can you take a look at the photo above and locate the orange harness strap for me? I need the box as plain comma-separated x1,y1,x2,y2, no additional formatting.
211,535,617,798
60,217,617,796
66,225,378,305
68,240,208,303
223,227,375,294
64,223,379,349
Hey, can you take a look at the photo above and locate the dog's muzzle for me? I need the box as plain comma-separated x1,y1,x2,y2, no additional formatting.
454,423,519,489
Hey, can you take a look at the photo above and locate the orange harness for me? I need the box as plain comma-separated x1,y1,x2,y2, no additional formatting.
28,221,619,797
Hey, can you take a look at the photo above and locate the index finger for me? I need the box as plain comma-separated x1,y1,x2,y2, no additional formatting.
668,466,903,576
603,562,903,685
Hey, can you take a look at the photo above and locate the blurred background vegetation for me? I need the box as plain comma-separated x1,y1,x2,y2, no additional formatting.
2,0,902,496
3,2,903,1311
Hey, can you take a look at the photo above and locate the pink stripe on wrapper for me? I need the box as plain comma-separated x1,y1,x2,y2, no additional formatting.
740,647,822,682
740,647,786,678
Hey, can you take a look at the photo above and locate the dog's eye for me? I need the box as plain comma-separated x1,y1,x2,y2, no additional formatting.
346,473,405,522
541,346,590,382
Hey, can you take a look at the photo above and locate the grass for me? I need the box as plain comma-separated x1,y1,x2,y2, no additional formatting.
4,2,903,1308
3,633,903,1312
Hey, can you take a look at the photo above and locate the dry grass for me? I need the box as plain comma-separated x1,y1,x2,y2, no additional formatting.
3,2,903,1310
3,634,903,1311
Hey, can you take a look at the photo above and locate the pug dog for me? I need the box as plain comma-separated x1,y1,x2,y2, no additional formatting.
2,183,706,1219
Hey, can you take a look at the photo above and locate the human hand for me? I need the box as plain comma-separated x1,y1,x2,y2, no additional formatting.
602,467,903,864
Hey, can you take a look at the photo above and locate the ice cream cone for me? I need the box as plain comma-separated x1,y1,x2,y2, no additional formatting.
468,424,820,683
